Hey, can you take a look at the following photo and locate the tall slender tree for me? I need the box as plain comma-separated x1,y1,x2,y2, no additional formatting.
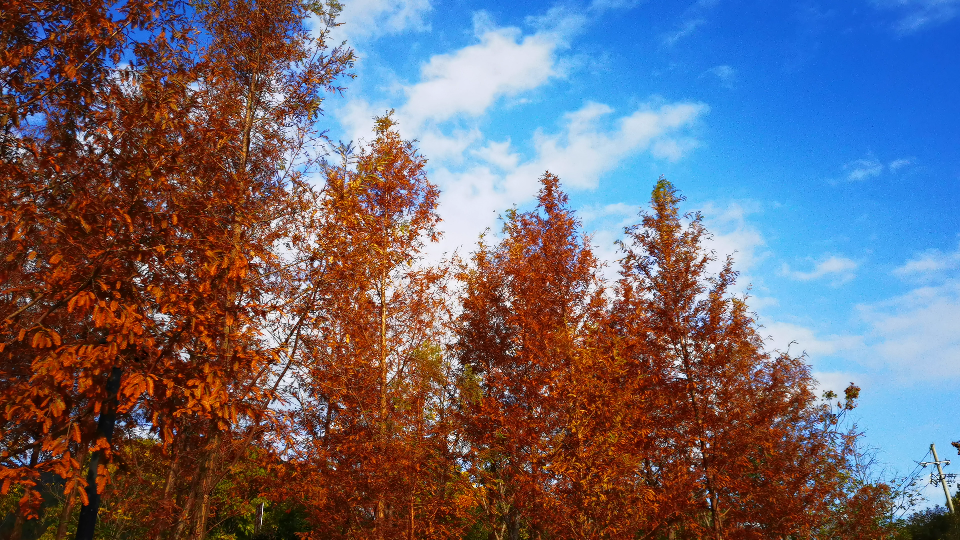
285,115,467,540
455,173,606,540
615,178,865,539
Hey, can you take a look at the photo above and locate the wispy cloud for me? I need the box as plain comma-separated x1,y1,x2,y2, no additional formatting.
781,255,859,284
401,16,564,129
334,5,710,259
700,201,767,275
893,240,960,278
837,238,960,383
662,18,706,46
429,99,707,257
531,100,708,187
589,0,645,11
763,320,862,356
844,158,884,181
766,241,960,386
858,278,960,380
871,0,960,34
334,12,571,154
839,155,914,182
889,157,914,171
660,0,722,46
702,65,737,88
579,202,636,224
327,0,432,43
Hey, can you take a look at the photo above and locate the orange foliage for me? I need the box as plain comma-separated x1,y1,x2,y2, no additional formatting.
1,1,894,538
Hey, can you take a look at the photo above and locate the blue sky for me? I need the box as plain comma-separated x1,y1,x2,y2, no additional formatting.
316,0,960,510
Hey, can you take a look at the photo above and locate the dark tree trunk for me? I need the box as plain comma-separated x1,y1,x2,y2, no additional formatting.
9,444,41,540
55,445,88,540
74,367,122,540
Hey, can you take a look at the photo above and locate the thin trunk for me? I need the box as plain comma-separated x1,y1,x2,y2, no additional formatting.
375,274,388,540
163,446,179,501
55,446,89,540
190,431,220,540
9,444,41,540
254,502,264,535
676,338,721,540
75,366,123,540
409,395,423,540
194,466,213,540
409,497,414,540
173,480,197,540
507,506,520,540
239,74,258,170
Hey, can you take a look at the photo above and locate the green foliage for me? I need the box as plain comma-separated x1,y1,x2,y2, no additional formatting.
209,500,311,540
895,490,960,540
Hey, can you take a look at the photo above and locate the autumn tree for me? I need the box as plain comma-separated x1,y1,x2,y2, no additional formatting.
613,179,885,539
454,173,607,540
1,1,186,536
281,115,469,540
1,0,352,537
141,1,352,537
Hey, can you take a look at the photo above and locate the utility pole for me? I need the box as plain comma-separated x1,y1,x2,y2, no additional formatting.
922,443,956,515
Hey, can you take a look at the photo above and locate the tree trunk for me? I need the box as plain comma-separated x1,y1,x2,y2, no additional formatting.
55,446,89,540
408,496,414,540
173,459,200,540
163,440,181,502
507,506,520,540
677,339,722,540
192,437,219,540
9,444,41,540
74,366,123,540
375,277,388,540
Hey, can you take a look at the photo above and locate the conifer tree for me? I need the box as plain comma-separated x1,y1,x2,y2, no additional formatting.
615,179,873,539
285,116,467,540
456,173,605,540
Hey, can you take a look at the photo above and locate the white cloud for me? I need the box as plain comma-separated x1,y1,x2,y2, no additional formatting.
528,101,707,189
700,201,767,275
889,157,914,171
844,158,884,181
838,156,915,182
400,20,563,129
427,99,708,258
893,241,960,278
660,0,723,46
703,65,737,88
471,139,521,171
762,241,960,386
579,202,636,224
871,0,960,34
416,126,482,164
335,98,381,145
525,5,590,40
858,278,960,380
763,321,862,356
331,8,709,262
329,0,432,42
662,18,706,46
781,255,859,283
589,0,644,10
